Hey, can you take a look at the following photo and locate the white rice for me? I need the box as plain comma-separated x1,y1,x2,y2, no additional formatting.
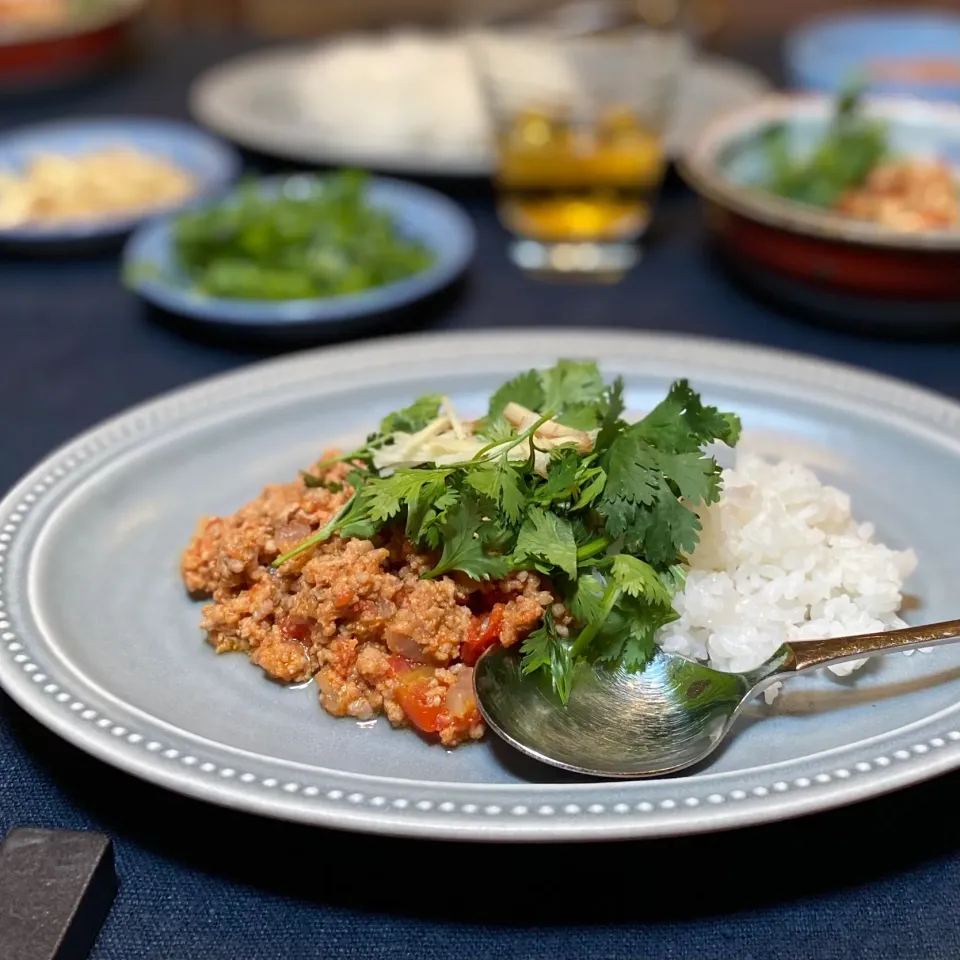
656,454,918,697
292,32,491,161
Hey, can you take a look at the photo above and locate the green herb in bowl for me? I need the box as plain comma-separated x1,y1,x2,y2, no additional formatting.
763,87,889,209
169,170,435,301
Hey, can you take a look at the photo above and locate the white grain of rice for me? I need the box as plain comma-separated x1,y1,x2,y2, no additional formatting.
656,454,918,700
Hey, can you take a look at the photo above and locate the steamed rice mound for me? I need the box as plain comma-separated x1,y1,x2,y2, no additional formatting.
657,454,918,679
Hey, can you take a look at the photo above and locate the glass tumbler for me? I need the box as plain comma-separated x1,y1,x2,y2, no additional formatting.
466,0,689,280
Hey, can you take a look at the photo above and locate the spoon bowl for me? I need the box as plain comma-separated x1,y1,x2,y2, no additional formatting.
474,618,960,779
474,644,787,778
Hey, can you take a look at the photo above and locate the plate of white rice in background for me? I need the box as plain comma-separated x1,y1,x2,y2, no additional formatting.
1,329,959,842
188,31,771,175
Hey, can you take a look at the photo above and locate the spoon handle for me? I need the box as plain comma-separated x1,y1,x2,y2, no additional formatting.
780,618,960,674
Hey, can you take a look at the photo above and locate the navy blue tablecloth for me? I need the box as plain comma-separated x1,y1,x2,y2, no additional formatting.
3,33,960,960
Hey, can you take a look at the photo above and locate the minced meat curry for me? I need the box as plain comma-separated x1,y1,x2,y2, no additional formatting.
181,450,566,746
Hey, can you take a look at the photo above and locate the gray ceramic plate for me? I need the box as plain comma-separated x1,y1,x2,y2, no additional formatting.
3,330,960,841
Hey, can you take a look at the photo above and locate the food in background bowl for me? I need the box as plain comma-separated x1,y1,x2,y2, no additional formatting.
0,146,197,227
833,157,959,232
166,170,435,300
0,0,67,27
762,88,959,232
678,91,960,330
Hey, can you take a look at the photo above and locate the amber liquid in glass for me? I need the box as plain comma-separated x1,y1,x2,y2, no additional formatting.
495,106,666,244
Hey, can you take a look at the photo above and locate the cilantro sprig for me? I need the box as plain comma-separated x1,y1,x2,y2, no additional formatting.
274,361,741,703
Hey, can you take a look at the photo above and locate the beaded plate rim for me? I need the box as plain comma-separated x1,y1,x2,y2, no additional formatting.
3,328,960,842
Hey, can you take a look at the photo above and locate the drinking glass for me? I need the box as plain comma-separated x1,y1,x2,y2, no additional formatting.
465,0,690,280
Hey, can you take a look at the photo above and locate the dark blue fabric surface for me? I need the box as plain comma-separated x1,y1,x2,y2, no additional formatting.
3,33,960,960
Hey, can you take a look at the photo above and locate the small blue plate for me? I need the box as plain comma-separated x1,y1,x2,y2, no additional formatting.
0,116,240,249
786,10,960,101
121,174,476,334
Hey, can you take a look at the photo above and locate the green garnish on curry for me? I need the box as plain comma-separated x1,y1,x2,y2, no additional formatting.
273,361,741,703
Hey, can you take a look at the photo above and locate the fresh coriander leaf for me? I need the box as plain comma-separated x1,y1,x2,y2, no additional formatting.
488,369,545,421
477,516,516,553
569,515,595,547
657,451,723,506
337,516,379,540
520,609,574,703
591,595,676,670
379,394,444,435
535,448,581,504
599,433,660,528
422,497,510,581
366,468,451,523
602,499,643,549
542,360,604,416
609,554,673,606
498,463,526,525
512,507,578,579
572,468,606,510
594,377,626,451
405,476,453,544
479,417,518,445
464,466,497,501
621,622,662,671
465,457,525,525
720,412,742,448
555,403,601,431
345,467,369,489
597,381,737,566
324,487,380,541
416,488,461,549
640,491,702,565
636,380,740,453
659,563,688,596
569,574,606,625
365,481,406,524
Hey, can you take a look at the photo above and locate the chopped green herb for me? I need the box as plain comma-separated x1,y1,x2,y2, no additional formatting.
271,359,741,701
762,84,888,210
421,497,511,582
513,507,578,580
169,170,434,301
379,394,444,436
520,609,574,703
301,472,342,492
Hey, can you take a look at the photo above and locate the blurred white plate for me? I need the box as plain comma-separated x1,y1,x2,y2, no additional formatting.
189,42,771,176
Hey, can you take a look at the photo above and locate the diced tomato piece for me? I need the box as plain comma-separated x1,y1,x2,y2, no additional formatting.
278,616,312,645
387,655,415,677
460,603,505,666
394,666,447,733
334,590,355,609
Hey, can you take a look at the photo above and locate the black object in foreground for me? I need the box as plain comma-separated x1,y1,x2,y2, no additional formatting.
0,828,117,960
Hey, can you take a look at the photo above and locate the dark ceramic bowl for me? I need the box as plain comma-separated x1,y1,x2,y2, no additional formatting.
678,94,960,335
0,0,145,94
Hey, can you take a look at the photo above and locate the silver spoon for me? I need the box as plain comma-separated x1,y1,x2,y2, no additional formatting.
473,618,960,778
